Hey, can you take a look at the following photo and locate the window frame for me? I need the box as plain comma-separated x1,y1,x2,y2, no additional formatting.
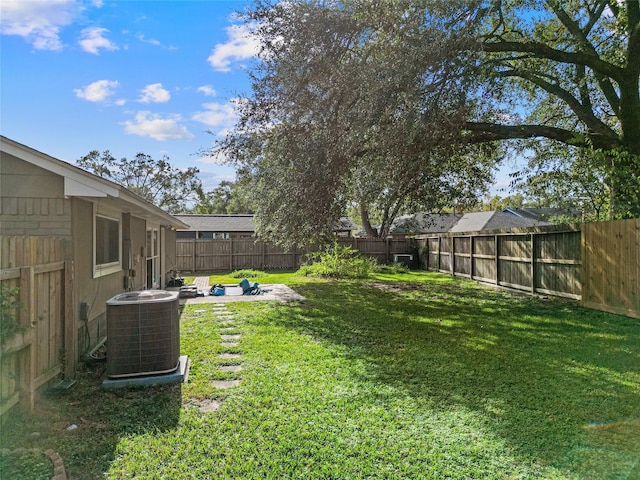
146,226,160,289
93,209,122,278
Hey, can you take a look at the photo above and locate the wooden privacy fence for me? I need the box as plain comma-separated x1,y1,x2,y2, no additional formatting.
1,237,74,418
582,218,639,318
416,219,640,319
416,225,582,299
175,237,413,272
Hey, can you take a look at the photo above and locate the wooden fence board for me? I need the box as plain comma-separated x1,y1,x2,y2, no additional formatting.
175,238,413,272
416,226,582,299
582,219,640,318
417,220,639,317
1,236,69,418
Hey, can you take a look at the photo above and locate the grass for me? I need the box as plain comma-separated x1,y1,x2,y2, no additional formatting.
1,271,638,478
0,449,52,479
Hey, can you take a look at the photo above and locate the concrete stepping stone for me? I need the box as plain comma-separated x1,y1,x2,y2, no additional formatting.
219,365,243,372
220,341,240,347
211,379,241,389
218,353,243,359
196,399,222,413
218,320,235,325
221,334,241,340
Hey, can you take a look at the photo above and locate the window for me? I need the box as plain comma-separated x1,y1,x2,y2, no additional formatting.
94,213,121,277
146,227,160,288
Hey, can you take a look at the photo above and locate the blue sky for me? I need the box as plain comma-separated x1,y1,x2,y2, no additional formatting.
1,0,515,196
1,0,256,190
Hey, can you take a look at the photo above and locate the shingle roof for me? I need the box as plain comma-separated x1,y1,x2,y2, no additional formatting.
391,213,462,234
336,216,358,230
449,211,551,233
174,214,359,232
173,214,256,232
503,207,578,221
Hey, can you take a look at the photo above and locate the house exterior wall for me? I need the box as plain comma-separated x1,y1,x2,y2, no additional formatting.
164,227,177,281
72,198,126,357
1,138,185,381
0,152,73,257
123,213,148,291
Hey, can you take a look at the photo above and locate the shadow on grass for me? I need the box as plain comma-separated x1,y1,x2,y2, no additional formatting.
0,362,183,480
269,275,640,474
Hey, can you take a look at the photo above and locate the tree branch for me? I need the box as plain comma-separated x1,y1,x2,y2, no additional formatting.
462,122,620,150
497,68,616,137
479,40,625,81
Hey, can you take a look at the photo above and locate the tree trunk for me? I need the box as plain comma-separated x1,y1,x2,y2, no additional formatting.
360,206,379,237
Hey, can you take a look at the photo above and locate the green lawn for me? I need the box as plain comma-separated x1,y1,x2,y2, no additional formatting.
1,271,639,479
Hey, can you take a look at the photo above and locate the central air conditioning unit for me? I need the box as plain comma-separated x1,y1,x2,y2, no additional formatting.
105,290,180,378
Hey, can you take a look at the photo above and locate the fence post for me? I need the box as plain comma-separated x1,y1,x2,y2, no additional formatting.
470,236,474,279
530,233,536,294
64,261,77,380
494,235,499,285
450,236,455,275
19,266,35,410
229,238,234,271
191,239,196,272
386,238,391,264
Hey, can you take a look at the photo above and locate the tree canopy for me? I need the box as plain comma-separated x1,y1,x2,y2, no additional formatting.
461,0,640,217
218,0,639,246
192,179,255,214
77,150,203,213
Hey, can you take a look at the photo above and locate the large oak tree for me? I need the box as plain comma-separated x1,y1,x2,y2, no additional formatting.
219,0,639,246
220,0,499,246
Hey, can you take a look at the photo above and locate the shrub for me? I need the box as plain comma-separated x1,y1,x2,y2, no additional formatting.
297,243,376,279
230,269,267,278
374,262,410,274
0,285,24,347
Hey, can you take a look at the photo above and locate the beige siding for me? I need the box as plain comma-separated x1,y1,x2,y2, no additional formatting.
0,152,72,243
124,214,148,291
164,227,177,280
72,198,123,355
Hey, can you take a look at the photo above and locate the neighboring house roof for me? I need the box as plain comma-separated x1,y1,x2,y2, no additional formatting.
0,136,187,229
174,215,359,233
173,214,256,232
503,207,577,221
449,210,551,233
335,216,358,231
390,213,462,234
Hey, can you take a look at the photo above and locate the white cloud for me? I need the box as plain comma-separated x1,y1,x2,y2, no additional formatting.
79,27,118,54
137,83,171,103
74,79,119,102
197,85,217,97
0,0,81,50
92,0,104,7
192,102,238,129
207,23,259,72
122,111,195,141
136,32,159,46
135,32,176,50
